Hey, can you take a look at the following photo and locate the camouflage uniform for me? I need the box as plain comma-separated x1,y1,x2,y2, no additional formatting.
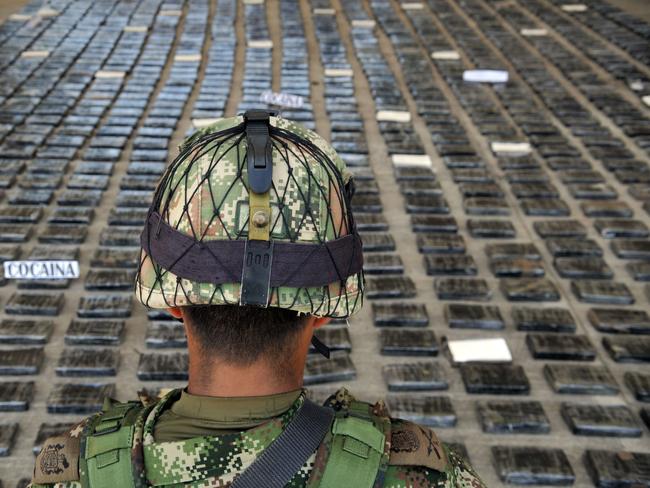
31,114,486,487
32,388,485,487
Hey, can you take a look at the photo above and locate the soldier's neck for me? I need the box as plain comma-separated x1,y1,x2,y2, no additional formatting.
186,335,311,397
187,357,305,397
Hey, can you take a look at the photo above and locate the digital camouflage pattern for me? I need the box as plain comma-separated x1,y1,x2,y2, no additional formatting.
135,115,364,317
31,389,486,488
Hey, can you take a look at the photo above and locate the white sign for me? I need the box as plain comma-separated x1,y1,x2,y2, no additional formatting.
447,338,512,363
313,7,335,15
37,7,59,17
642,95,650,107
629,81,644,91
95,70,126,79
491,141,532,154
324,68,353,78
259,90,304,109
520,28,548,36
561,4,587,12
402,2,424,9
4,260,80,280
376,110,411,123
463,69,509,83
9,14,32,21
391,154,432,168
174,54,201,62
248,39,273,49
352,19,376,28
124,25,148,32
21,50,50,59
432,50,460,60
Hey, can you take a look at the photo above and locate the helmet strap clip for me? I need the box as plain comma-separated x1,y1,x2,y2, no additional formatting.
240,239,274,307
244,110,273,194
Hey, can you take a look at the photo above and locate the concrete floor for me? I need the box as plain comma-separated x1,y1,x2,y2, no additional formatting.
0,0,32,23
0,0,649,486
606,0,650,23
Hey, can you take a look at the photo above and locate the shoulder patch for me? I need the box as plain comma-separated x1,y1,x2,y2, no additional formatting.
33,419,88,484
388,420,448,472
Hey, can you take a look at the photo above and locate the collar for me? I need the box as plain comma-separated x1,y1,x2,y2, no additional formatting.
168,388,302,426
141,388,307,486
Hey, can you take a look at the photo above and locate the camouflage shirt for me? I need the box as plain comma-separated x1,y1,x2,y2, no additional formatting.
31,388,486,487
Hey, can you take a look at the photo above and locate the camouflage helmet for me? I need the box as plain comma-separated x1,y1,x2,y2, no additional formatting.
135,111,364,318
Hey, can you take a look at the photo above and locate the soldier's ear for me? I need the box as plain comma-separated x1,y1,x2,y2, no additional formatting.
167,307,183,320
311,317,330,330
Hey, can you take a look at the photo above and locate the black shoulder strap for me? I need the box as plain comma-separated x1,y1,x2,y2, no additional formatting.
230,399,334,488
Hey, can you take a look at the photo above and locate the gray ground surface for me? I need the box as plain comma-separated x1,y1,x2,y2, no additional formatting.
0,0,649,486
606,0,650,23
0,1,33,23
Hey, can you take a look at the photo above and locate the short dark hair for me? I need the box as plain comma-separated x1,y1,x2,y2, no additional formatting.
182,305,309,366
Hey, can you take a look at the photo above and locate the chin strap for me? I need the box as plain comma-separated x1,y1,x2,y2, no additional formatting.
311,335,331,359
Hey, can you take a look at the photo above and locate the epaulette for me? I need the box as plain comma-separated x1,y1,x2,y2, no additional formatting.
318,388,392,488
33,417,93,484
388,419,448,472
324,388,448,473
32,397,151,486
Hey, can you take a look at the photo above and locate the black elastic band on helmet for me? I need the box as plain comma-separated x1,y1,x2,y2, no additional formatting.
142,212,363,287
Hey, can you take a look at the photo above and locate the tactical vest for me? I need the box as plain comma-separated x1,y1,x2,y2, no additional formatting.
76,394,392,488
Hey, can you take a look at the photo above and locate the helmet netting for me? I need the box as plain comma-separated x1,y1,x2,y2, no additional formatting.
135,119,364,317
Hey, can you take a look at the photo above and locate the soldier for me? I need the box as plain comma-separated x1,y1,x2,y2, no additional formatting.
32,111,486,487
